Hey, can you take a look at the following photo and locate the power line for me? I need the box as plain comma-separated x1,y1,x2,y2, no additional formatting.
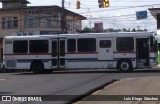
65,0,157,30
78,4,160,14
68,0,160,3
88,20,155,24
86,12,149,20
80,9,158,22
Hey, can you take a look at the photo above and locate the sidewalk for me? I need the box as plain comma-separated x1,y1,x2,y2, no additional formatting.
76,76,160,104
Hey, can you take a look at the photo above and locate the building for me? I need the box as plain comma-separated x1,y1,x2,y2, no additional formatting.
148,8,160,33
148,8,160,64
0,0,86,60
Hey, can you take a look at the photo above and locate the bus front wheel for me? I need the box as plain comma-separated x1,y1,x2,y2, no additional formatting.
118,60,133,72
31,61,44,74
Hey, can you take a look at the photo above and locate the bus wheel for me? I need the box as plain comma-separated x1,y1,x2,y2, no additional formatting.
31,61,44,74
43,70,53,74
118,60,133,72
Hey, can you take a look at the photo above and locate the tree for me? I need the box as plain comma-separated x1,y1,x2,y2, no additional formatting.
81,27,93,33
122,28,127,32
131,28,136,32
104,28,114,32
144,28,147,31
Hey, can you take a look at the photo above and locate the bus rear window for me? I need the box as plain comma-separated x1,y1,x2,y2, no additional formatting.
116,37,134,51
13,41,28,53
29,40,48,53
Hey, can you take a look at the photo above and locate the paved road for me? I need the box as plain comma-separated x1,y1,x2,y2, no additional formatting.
77,71,160,104
0,68,160,104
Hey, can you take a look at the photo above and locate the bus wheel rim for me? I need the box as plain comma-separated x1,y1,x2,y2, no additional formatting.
121,62,129,70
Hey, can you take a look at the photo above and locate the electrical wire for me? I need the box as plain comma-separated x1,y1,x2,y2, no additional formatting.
65,0,157,30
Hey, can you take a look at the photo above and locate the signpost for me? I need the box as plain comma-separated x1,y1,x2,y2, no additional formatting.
136,10,147,20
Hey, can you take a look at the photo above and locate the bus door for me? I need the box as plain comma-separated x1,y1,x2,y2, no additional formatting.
51,39,58,69
51,39,65,69
136,38,150,66
98,38,113,60
59,39,65,68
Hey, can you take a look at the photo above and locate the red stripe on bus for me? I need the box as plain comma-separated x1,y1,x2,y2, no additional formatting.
65,52,97,54
113,51,136,53
4,53,52,55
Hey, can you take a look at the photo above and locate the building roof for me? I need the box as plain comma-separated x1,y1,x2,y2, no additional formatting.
0,0,30,3
148,8,160,11
148,8,160,19
0,5,86,20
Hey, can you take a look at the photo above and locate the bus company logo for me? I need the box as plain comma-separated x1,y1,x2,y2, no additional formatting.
2,96,11,101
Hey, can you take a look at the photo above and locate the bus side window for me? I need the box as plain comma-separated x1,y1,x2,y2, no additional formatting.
67,39,76,52
13,41,28,53
116,37,134,51
29,40,48,53
52,41,57,57
77,38,96,52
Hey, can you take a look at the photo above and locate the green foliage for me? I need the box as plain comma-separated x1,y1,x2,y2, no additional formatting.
81,27,148,33
81,27,94,33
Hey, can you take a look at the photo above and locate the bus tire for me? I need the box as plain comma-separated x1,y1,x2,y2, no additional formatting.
0,65,6,73
31,61,44,74
43,70,53,74
118,60,133,72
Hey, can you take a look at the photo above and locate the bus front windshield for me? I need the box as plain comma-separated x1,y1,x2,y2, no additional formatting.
150,35,157,52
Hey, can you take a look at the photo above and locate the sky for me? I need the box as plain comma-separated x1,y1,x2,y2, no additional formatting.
4,0,160,32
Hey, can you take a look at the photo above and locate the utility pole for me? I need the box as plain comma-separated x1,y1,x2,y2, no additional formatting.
61,0,66,33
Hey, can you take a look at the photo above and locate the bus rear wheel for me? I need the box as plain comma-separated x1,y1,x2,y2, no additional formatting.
118,60,133,72
31,61,44,74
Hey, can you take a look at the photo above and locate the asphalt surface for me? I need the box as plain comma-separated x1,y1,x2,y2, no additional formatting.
0,68,160,104
77,76,160,104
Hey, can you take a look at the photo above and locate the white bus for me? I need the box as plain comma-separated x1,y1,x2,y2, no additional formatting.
3,32,157,73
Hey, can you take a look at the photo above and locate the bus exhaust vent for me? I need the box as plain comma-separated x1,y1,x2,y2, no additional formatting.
6,60,16,68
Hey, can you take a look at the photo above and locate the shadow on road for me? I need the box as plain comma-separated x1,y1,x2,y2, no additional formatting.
10,68,160,75
0,92,13,94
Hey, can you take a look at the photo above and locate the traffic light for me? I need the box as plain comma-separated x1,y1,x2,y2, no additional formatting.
104,0,109,8
98,0,104,8
76,0,80,9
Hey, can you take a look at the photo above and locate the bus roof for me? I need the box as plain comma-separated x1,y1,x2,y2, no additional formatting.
4,32,154,40
60,32,154,38
4,35,60,40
